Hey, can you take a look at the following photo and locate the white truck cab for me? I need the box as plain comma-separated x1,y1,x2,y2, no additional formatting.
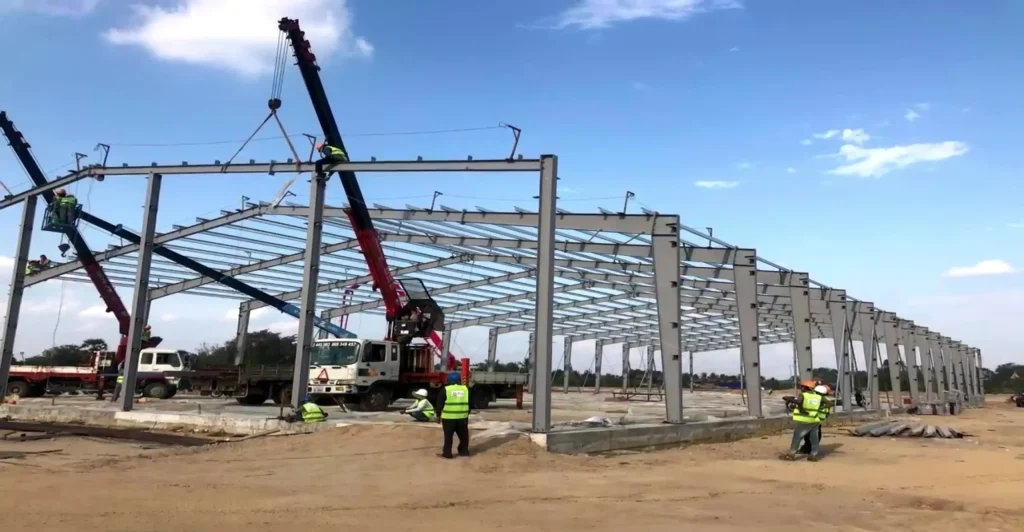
307,338,408,396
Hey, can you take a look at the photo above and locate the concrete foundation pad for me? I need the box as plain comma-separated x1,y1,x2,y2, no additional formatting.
541,409,887,454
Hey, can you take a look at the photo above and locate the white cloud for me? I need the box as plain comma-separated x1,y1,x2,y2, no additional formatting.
840,128,870,145
943,260,1015,278
786,167,796,174
914,102,931,111
735,162,752,170
812,129,840,140
221,306,270,321
904,109,921,122
1008,221,1024,229
828,141,969,178
0,0,98,16
729,46,739,52
800,139,813,146
78,304,110,319
694,180,739,189
552,0,742,30
158,312,180,323
103,0,373,77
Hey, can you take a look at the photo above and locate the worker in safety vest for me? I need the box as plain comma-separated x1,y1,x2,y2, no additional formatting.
313,142,349,176
296,396,327,423
799,384,833,454
403,388,435,422
24,255,50,276
53,188,78,225
435,374,471,459
141,325,152,344
111,363,125,402
781,380,826,461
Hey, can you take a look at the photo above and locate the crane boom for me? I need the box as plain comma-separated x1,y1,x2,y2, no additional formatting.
279,17,445,345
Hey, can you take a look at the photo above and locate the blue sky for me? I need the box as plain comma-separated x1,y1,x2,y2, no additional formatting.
1,0,1022,377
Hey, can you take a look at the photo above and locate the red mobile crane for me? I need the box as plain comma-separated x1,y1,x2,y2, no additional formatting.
278,18,446,350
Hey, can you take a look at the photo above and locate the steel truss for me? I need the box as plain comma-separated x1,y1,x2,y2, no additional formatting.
0,157,984,431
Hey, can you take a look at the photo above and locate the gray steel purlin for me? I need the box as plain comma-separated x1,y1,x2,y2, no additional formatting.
652,215,683,422
122,173,162,412
788,272,814,380
732,248,762,418
531,155,557,434
0,159,544,211
291,173,327,410
0,196,37,397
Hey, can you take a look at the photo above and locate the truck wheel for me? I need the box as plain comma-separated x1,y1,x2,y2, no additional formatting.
360,387,392,412
273,386,292,406
143,382,170,400
471,387,492,409
5,380,30,397
236,391,267,406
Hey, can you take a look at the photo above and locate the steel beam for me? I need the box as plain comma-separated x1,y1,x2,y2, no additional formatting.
122,173,162,412
0,159,544,211
487,328,498,371
531,155,557,433
290,173,327,410
732,248,762,417
0,196,37,397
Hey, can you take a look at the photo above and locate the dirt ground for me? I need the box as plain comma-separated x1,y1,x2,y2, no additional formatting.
3,398,1023,532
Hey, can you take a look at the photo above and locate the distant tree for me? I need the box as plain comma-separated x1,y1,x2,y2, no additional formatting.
193,329,296,367
22,344,91,366
80,338,108,352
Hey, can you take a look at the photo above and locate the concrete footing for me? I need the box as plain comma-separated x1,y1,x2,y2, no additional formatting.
541,409,887,454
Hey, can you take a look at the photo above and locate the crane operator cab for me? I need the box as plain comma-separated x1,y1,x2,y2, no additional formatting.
389,278,445,345
42,188,82,232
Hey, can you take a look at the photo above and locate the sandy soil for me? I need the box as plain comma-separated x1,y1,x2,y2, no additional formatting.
3,398,1023,532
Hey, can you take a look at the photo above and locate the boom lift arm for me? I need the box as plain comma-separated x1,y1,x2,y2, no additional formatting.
279,18,445,346
0,112,354,344
0,111,156,365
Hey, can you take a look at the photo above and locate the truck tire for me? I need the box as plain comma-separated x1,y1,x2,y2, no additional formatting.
5,380,30,397
471,387,493,410
273,386,292,406
142,382,170,400
360,386,392,412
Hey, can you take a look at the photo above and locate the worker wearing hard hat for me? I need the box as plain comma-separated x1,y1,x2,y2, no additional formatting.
52,188,78,226
403,388,435,422
313,142,349,176
799,384,833,455
781,379,826,462
298,396,327,424
435,373,471,459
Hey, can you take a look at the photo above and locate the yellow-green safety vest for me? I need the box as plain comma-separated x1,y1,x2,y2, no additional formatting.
416,399,435,419
301,402,325,423
59,196,77,206
817,400,831,422
322,145,348,161
441,384,470,420
116,375,124,384
791,392,822,424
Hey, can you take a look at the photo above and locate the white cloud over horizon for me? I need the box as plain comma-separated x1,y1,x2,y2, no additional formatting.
551,0,742,30
805,128,870,146
943,260,1015,278
103,0,373,77
828,141,968,178
694,180,739,189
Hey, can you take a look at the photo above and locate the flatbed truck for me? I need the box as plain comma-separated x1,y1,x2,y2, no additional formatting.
6,348,188,399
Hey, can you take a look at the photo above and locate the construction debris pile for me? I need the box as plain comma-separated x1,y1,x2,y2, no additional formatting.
848,420,966,439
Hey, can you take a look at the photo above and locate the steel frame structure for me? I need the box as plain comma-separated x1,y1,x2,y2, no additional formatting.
1,157,985,430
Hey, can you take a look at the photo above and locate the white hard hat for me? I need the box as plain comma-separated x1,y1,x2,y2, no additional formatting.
412,389,428,398
813,385,828,395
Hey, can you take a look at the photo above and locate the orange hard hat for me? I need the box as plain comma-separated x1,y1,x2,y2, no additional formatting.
316,142,325,150
800,379,816,390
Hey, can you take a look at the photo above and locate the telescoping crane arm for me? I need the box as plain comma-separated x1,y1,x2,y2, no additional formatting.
279,17,445,346
1,111,354,342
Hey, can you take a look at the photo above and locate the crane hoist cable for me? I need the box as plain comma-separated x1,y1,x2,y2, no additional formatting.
224,31,300,166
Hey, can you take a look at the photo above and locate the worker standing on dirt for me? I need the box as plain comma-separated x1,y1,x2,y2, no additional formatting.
111,362,125,402
800,384,833,454
314,143,348,176
53,188,78,225
403,388,435,422
782,379,824,462
435,374,471,459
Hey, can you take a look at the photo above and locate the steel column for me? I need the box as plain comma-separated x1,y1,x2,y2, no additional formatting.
918,330,935,403
901,324,922,404
975,348,986,404
316,311,330,340
881,313,903,407
732,248,762,418
441,330,453,372
842,303,858,408
0,196,37,398
526,332,534,393
858,306,879,408
234,306,250,365
646,346,656,395
651,216,683,422
487,328,498,372
955,345,970,405
562,337,572,393
788,273,814,380
121,173,162,412
289,173,327,411
688,351,694,393
826,291,848,408
530,155,557,433
621,344,630,392
594,340,603,394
